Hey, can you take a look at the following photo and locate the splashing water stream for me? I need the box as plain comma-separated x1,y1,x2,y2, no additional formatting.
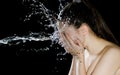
0,0,73,73
0,0,70,59
1,0,58,47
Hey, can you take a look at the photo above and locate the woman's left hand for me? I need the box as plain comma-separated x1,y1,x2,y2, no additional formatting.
62,32,85,57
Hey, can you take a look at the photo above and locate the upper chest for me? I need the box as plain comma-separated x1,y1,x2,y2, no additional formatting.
84,50,103,75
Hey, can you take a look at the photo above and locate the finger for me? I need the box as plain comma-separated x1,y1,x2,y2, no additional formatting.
61,33,74,53
61,33,72,48
76,39,83,47
62,33,82,55
65,33,83,50
64,33,76,47
64,46,70,53
76,40,85,53
64,46,75,55
76,40,83,49
65,33,84,53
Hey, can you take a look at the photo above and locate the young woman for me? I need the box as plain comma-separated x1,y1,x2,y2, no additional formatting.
56,1,120,75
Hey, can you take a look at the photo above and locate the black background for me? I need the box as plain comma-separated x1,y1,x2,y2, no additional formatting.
0,0,120,75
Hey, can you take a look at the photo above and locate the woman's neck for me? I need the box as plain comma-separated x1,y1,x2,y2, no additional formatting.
84,34,112,55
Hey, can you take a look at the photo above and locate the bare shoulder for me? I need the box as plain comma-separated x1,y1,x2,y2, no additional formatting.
92,45,120,75
102,45,120,63
104,45,120,57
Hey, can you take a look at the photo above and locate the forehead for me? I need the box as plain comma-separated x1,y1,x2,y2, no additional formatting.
56,21,68,30
56,21,76,33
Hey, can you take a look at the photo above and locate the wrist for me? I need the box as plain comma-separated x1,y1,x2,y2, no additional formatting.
73,55,84,64
77,52,84,58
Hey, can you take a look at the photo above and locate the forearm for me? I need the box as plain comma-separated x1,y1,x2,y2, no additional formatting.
68,56,76,75
68,55,87,75
78,54,87,75
68,55,86,75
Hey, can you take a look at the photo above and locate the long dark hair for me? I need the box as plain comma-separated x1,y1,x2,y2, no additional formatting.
58,1,119,45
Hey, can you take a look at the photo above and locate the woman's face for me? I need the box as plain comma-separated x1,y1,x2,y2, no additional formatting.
56,21,79,47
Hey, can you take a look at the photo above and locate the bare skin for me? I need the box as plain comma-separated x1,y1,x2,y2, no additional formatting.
57,22,120,75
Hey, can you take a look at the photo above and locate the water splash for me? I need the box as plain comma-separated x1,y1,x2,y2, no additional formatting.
0,32,51,45
0,0,71,73
0,0,69,56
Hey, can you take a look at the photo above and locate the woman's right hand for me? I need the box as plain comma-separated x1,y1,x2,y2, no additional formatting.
59,32,84,57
